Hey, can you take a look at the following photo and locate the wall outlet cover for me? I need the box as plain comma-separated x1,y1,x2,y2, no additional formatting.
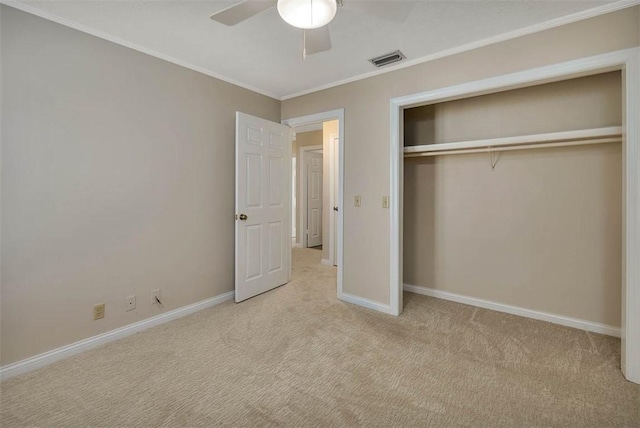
93,303,105,320
125,295,136,312
152,289,161,305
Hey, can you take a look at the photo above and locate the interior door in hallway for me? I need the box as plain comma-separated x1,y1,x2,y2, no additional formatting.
235,112,292,302
306,151,323,248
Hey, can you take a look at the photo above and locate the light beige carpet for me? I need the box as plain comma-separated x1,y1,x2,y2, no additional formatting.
1,248,639,427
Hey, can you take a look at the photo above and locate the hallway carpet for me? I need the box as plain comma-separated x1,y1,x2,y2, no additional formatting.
1,248,638,427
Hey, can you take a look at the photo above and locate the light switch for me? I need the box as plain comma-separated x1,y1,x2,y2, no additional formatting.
382,196,389,208
354,196,361,207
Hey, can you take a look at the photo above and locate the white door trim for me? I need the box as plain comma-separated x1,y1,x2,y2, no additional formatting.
329,133,339,266
299,145,323,248
282,109,345,300
390,47,640,383
291,157,296,243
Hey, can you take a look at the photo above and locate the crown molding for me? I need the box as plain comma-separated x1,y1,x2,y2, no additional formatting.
1,0,638,101
0,0,281,100
280,0,640,100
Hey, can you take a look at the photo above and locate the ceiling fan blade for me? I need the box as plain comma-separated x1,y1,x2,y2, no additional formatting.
304,26,332,56
343,1,416,23
209,0,277,26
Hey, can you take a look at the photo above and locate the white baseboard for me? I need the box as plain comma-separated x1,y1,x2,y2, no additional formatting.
0,291,235,381
341,293,392,315
320,258,334,266
404,284,620,338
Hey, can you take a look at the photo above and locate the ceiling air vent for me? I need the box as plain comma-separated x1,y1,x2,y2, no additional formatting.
369,50,405,68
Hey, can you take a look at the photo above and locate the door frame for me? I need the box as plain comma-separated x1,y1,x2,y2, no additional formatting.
282,109,345,300
329,133,339,266
389,47,640,383
299,144,323,248
291,156,296,245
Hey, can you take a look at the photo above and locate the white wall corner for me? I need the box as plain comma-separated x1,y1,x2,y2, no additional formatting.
621,49,640,384
389,99,403,318
341,293,393,315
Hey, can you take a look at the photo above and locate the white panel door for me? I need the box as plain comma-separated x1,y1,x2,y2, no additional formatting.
235,112,292,302
306,151,323,248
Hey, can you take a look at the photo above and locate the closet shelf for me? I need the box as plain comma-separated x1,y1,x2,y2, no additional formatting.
404,126,622,158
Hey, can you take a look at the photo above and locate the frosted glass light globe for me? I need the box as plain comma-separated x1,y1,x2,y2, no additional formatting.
277,0,337,29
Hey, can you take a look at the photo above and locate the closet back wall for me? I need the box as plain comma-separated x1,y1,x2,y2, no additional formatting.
403,72,622,328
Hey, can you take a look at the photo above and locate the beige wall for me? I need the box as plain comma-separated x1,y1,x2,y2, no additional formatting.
293,130,323,155
281,7,640,309
404,72,622,146
0,6,280,365
404,143,622,327
293,130,323,245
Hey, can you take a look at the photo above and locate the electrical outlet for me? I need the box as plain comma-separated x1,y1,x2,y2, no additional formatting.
354,195,361,207
125,295,136,312
151,289,161,305
93,303,105,320
382,196,389,208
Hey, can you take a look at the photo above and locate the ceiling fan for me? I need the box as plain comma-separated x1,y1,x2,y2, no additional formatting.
210,0,416,57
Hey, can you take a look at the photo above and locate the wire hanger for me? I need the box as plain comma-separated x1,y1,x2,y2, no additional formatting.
489,148,500,170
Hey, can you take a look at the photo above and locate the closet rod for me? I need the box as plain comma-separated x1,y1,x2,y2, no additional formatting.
404,137,621,158
403,126,622,155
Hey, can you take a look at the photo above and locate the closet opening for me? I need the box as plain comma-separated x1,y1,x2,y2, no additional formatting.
402,72,622,334
389,48,640,383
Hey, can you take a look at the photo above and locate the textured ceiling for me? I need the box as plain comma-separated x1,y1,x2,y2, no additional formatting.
6,0,627,99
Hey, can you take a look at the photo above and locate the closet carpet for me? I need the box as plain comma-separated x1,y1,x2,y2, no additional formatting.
1,248,638,427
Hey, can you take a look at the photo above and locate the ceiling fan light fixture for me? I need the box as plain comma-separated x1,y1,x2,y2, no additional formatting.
277,0,337,29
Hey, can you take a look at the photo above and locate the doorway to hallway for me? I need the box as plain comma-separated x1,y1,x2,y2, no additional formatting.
283,109,344,299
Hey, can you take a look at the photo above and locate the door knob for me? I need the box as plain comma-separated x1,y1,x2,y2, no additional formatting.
239,214,248,221
333,206,339,212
